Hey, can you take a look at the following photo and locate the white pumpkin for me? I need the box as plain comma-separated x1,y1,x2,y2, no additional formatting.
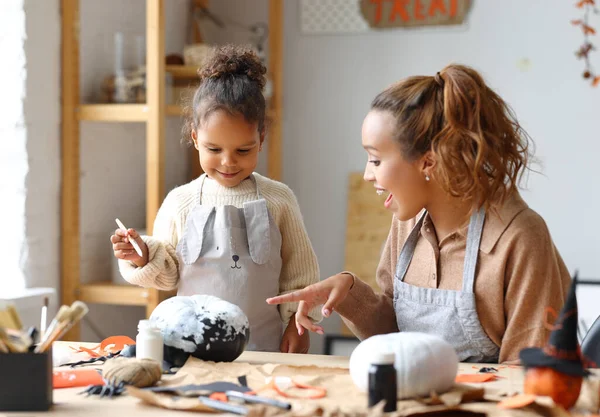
349,332,458,399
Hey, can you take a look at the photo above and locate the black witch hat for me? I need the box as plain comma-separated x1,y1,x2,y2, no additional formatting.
519,272,590,376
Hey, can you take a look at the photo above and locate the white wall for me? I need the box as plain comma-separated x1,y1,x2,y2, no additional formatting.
1,0,28,295
23,0,61,292
282,0,600,348
0,0,60,320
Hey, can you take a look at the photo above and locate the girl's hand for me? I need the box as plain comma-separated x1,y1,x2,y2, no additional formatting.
110,228,149,268
266,273,354,335
280,314,310,353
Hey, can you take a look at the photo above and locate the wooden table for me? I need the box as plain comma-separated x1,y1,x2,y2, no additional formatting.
2,342,526,416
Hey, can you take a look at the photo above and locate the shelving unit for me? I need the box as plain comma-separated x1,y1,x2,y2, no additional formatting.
60,0,284,340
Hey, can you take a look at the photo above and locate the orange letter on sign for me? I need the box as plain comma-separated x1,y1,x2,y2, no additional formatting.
389,0,410,22
414,0,425,20
450,0,458,17
428,0,447,16
370,0,385,24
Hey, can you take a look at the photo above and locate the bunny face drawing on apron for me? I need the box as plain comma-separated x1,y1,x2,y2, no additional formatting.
176,174,283,352
393,208,500,363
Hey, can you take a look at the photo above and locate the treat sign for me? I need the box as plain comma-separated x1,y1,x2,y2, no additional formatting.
359,0,472,28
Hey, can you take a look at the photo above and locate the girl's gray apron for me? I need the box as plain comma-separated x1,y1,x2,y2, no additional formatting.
176,174,283,352
393,209,500,362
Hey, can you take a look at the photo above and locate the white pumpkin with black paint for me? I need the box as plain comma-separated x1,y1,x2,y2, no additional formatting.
149,294,250,366
349,332,458,399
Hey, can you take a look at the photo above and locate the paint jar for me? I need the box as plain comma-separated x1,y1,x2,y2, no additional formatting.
368,352,397,412
136,319,163,364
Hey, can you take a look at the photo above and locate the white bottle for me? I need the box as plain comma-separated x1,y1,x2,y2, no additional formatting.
136,319,163,364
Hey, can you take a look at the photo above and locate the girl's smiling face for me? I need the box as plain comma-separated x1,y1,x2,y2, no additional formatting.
362,110,431,221
192,110,264,188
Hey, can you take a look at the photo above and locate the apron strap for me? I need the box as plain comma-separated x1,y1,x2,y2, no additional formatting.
243,199,271,265
197,173,207,205
462,207,486,293
395,210,428,280
395,207,486,291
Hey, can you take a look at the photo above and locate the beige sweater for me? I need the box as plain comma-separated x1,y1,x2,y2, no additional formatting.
119,173,322,324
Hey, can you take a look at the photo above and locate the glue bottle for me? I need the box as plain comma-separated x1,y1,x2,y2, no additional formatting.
136,319,163,364
368,352,397,412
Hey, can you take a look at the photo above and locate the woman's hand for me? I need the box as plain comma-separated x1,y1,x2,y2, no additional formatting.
266,273,354,335
110,228,149,268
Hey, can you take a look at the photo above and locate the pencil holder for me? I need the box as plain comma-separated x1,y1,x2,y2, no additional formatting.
0,347,52,411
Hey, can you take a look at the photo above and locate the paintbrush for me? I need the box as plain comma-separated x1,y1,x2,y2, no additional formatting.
63,301,89,332
6,304,22,330
6,328,33,351
0,337,9,353
36,301,89,353
0,303,21,330
40,297,48,340
0,327,27,353
35,304,71,352
41,305,70,345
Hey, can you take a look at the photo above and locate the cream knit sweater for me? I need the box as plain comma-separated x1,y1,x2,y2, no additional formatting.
119,173,322,324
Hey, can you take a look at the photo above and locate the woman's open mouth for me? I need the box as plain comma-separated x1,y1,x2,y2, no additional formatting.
384,193,394,209
376,187,394,209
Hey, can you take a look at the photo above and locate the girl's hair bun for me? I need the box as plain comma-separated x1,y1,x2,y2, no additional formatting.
198,44,266,90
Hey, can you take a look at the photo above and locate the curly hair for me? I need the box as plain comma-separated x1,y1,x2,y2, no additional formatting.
371,64,533,211
182,44,267,145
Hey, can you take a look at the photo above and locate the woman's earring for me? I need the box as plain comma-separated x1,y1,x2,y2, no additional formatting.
425,175,430,182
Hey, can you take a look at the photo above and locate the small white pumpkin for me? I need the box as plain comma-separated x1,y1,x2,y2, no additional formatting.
349,332,458,399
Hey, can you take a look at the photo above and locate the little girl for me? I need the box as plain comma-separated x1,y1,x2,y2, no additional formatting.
268,65,571,363
111,45,321,353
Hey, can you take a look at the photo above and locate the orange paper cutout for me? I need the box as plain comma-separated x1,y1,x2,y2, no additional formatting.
100,335,135,353
53,368,104,389
455,373,497,383
70,335,135,357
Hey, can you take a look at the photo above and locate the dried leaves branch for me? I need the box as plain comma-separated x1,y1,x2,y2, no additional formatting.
572,0,600,87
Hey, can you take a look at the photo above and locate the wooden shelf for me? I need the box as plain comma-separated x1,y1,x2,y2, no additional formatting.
61,0,284,340
78,281,151,306
166,65,200,79
78,104,148,122
78,104,187,120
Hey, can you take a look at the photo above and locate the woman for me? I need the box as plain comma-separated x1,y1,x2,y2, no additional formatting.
267,64,571,363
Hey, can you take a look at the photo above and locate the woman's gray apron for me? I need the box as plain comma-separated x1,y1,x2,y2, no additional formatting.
393,208,500,362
